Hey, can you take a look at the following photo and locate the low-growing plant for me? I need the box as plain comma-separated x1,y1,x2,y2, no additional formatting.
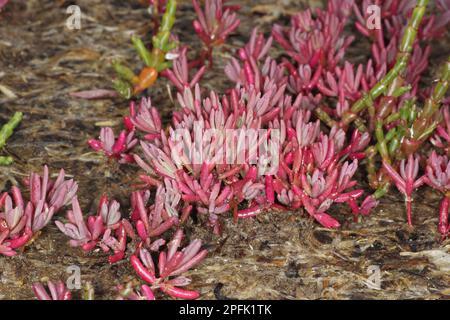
4,0,449,301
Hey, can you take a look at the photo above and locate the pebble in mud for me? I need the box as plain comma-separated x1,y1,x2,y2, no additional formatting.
312,230,333,244
284,261,299,278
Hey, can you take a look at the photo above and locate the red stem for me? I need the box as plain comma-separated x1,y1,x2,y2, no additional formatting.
406,197,413,227
438,196,449,239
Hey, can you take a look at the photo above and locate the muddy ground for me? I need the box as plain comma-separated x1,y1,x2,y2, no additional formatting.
0,0,449,300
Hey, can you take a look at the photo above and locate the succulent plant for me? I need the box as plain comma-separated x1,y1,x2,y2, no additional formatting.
32,281,72,301
130,229,207,299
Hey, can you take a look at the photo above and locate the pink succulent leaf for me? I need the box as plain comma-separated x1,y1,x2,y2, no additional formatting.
89,127,137,163
382,161,407,194
30,201,55,232
425,151,450,192
32,281,72,300
192,0,240,47
314,212,340,229
69,89,118,99
0,0,8,10
359,195,379,216
128,97,163,139
162,47,206,92
100,200,122,227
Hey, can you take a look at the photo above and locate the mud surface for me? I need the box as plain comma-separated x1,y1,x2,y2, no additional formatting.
0,0,449,300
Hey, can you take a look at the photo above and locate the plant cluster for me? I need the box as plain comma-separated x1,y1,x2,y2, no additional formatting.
93,0,449,239
112,0,241,99
192,0,240,66
0,166,77,256
84,2,450,301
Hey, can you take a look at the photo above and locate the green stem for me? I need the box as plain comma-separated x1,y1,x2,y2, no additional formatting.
354,117,368,132
82,282,95,300
0,111,22,166
375,119,389,162
399,56,450,157
373,182,391,200
341,0,430,127
314,108,336,128
0,156,13,165
0,112,22,149
152,0,177,52
115,0,177,99
365,146,378,188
